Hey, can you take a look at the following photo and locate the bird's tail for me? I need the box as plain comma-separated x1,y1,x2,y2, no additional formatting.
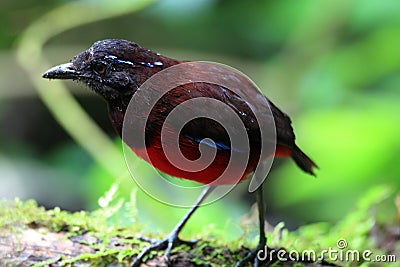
291,145,318,176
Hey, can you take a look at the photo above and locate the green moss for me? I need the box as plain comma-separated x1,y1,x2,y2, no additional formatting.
262,185,398,266
0,194,145,266
0,199,102,235
1,184,398,266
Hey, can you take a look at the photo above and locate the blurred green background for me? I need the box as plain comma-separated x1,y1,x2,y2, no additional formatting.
0,0,399,241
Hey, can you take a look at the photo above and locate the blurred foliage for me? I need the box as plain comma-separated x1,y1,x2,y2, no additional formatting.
0,0,399,252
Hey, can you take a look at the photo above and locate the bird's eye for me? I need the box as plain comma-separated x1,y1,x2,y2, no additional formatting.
93,61,107,75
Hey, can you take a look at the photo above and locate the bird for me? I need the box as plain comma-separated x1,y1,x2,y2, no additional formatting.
43,39,317,267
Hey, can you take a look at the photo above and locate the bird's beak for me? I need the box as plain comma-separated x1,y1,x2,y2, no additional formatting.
42,62,79,79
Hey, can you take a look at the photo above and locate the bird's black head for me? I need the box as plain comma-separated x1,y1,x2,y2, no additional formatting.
43,39,177,107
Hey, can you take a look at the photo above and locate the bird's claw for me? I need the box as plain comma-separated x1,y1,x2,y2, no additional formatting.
235,242,267,267
136,235,158,244
131,233,198,267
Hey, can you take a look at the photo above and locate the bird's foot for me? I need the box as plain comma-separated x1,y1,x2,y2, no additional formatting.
131,233,197,267
235,241,268,267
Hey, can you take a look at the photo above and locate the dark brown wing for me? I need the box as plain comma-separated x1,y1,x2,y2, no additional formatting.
145,82,268,154
179,83,318,175
139,62,317,175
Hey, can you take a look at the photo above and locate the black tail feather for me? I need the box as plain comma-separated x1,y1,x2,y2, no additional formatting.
291,145,318,176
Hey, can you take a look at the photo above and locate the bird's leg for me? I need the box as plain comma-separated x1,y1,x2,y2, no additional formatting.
131,185,214,267
235,184,267,267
